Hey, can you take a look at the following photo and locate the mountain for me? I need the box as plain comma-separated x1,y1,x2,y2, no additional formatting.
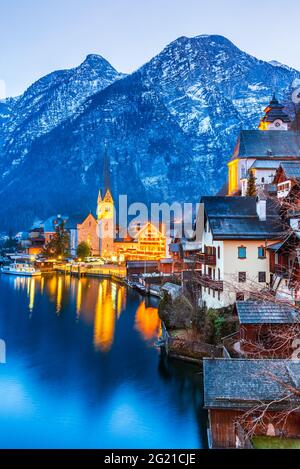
0,54,122,167
0,35,300,231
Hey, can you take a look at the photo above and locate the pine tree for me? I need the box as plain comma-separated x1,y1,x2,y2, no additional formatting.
246,170,257,196
43,221,70,259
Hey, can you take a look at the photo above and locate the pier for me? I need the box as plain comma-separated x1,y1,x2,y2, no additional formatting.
54,263,126,282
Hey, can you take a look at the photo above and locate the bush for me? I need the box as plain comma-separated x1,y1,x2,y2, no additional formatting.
203,306,237,345
158,293,194,330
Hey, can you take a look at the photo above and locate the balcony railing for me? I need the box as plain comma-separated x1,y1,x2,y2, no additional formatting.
197,274,223,291
198,253,216,266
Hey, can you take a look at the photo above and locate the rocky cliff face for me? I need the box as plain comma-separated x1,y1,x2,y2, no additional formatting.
0,35,299,231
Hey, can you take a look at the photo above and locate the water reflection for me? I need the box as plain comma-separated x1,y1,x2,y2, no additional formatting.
94,281,115,351
0,274,206,448
10,275,159,352
135,301,161,341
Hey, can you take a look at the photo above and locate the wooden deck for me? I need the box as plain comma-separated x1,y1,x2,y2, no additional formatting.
54,264,126,282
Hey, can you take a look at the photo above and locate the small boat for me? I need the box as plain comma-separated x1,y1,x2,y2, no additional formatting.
149,285,162,298
1,263,42,277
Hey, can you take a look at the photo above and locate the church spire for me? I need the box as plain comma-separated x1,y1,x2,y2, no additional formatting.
258,94,291,131
103,141,111,194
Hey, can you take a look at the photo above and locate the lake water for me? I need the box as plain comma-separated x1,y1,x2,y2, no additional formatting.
0,274,207,449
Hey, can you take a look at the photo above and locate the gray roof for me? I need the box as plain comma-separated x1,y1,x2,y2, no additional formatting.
266,240,284,251
236,301,299,324
201,196,283,240
250,160,281,170
204,358,300,410
232,130,300,159
280,161,300,181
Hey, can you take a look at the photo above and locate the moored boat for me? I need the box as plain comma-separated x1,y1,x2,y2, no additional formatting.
1,263,42,277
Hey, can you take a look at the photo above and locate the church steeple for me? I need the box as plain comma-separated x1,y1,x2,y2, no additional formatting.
97,143,114,221
258,94,291,131
103,142,111,194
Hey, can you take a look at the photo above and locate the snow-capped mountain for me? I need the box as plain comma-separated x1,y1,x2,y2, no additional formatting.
0,54,122,162
0,35,299,231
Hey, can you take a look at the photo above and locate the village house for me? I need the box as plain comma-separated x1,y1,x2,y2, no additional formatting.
264,161,300,304
204,358,300,449
223,301,300,358
23,215,70,256
195,195,283,309
227,95,300,197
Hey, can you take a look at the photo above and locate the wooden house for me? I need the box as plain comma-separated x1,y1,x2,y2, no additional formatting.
204,358,300,449
225,301,300,358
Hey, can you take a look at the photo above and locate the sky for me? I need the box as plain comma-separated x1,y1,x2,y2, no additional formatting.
1,0,300,97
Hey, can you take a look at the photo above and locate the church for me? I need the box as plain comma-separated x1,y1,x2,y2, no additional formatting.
76,150,167,261
227,94,300,196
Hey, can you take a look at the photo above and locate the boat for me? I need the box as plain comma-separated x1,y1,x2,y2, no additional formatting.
149,284,162,298
1,263,42,277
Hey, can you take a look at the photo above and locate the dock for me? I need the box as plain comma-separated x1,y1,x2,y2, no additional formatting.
54,263,126,283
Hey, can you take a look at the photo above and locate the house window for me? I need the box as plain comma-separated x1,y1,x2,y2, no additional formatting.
218,268,220,280
217,246,220,259
261,177,265,183
217,291,220,301
238,272,246,283
258,246,266,259
236,292,245,301
258,272,266,283
238,246,247,259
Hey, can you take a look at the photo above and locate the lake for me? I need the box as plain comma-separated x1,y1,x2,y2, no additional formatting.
0,274,207,449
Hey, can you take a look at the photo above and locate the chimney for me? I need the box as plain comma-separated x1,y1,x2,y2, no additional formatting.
256,188,267,221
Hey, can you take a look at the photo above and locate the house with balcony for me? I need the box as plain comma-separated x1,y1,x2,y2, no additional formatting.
196,195,283,309
273,161,300,202
267,231,300,305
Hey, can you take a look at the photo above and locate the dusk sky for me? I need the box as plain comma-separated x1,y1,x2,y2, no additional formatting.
1,0,300,97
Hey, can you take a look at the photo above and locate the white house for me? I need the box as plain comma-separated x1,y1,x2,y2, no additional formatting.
196,195,283,309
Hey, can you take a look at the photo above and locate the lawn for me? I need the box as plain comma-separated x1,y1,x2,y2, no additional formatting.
252,436,300,449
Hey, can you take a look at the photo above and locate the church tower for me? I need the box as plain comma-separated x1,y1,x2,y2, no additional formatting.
97,145,115,259
258,93,291,131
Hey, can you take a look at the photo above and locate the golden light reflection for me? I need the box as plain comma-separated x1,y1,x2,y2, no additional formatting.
29,278,35,312
56,276,63,314
93,280,116,352
40,276,44,295
116,286,126,318
76,279,82,317
48,275,57,298
135,301,161,341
